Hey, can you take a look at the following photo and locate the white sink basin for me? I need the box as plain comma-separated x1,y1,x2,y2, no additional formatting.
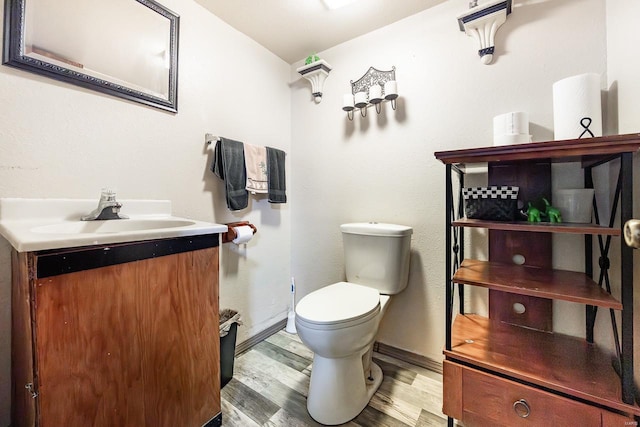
32,218,196,235
0,198,228,252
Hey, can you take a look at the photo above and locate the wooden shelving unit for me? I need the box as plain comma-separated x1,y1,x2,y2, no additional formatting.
435,134,640,426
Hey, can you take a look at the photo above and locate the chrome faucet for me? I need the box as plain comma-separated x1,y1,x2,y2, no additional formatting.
81,189,128,221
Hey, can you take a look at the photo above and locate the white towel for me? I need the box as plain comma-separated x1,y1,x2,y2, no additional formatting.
244,143,268,194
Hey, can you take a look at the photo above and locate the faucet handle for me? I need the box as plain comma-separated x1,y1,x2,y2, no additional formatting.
100,188,117,201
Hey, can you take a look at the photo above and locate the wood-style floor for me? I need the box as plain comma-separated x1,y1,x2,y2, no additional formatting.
221,329,448,426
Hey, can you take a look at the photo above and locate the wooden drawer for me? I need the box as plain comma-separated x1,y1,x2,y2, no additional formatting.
443,361,634,427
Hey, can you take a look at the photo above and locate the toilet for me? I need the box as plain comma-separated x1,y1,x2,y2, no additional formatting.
295,222,412,425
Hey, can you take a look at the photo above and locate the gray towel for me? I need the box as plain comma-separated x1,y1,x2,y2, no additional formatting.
211,138,249,211
266,146,287,204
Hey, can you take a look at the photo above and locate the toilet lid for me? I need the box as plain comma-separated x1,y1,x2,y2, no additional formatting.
296,282,380,325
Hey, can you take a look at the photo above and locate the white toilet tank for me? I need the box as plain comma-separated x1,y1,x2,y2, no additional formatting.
340,222,412,295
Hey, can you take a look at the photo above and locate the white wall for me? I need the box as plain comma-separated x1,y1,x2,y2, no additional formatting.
290,0,608,362
0,0,291,424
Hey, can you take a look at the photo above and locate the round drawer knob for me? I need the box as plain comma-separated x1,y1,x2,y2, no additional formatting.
513,399,531,418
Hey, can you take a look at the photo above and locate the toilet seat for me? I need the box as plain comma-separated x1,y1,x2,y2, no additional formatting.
296,282,380,329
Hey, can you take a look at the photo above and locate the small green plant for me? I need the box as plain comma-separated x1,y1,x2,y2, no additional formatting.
305,54,320,65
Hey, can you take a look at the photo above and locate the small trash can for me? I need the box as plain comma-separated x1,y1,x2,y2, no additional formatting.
219,309,242,388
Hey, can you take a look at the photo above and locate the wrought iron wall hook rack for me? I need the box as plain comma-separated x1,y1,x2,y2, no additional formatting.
342,66,398,120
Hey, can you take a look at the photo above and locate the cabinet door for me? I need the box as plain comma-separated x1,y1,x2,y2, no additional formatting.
34,247,220,427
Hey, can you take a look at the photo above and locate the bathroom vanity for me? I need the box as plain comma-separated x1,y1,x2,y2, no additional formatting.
435,134,640,426
1,199,227,427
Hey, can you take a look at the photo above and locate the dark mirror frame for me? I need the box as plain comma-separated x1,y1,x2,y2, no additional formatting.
2,0,180,113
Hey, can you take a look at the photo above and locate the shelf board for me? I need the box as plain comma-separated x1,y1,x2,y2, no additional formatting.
452,218,620,236
434,133,640,165
453,259,621,309
445,314,640,416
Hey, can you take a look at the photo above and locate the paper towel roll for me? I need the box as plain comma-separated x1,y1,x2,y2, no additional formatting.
232,225,254,245
553,73,602,140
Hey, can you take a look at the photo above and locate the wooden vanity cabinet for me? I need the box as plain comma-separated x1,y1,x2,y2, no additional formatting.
12,234,222,427
435,134,640,426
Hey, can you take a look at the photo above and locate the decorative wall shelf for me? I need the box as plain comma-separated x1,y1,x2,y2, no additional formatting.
297,59,332,103
457,0,512,64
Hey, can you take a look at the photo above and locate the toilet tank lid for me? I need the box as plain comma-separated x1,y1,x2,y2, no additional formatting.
341,222,412,237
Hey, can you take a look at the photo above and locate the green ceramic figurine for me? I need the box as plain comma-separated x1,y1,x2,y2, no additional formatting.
542,198,562,223
525,198,562,223
526,202,542,223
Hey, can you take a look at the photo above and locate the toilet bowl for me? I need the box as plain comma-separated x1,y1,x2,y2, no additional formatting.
296,282,391,425
295,222,412,425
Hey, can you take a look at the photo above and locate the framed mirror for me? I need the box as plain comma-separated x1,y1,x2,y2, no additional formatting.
3,0,180,112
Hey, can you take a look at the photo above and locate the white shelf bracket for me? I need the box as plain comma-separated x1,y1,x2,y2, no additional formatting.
297,59,332,103
457,0,512,65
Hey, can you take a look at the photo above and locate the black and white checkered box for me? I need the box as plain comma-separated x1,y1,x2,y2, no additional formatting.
462,186,519,221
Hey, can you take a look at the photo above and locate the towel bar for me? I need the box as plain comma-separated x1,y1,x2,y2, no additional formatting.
205,133,221,145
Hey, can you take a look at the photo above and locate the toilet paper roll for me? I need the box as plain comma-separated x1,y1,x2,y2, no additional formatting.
493,112,529,136
553,73,602,140
232,225,254,245
493,133,532,147
624,220,640,249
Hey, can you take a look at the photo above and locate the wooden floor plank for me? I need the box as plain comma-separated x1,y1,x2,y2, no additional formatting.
220,398,261,427
236,372,322,426
368,377,422,426
234,349,311,396
377,375,446,418
415,409,449,427
374,357,418,385
410,373,444,398
374,352,444,382
266,330,316,360
253,340,312,372
352,405,413,427
220,378,280,425
264,408,322,427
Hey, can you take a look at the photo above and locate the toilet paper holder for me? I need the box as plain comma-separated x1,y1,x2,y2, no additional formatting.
222,221,257,244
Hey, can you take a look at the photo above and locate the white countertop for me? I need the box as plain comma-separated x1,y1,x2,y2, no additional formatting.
0,198,228,252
